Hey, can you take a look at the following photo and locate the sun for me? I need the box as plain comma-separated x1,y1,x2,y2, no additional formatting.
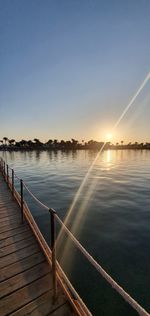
106,133,113,141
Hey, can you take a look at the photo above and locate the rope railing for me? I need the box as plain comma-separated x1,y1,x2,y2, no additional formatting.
55,214,149,316
23,182,49,211
0,157,150,316
14,172,21,181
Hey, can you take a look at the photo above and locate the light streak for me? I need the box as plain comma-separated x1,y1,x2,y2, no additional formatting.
57,72,150,244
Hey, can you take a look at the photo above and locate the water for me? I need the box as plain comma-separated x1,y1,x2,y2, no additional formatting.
2,149,150,316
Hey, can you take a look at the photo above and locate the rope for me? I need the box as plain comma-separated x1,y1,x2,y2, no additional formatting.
55,214,150,316
23,182,49,211
14,172,20,181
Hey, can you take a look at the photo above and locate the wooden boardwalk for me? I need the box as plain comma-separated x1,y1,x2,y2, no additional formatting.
0,176,75,316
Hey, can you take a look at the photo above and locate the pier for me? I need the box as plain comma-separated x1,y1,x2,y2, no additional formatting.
0,160,90,316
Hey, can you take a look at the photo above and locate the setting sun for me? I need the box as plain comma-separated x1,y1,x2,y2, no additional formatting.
106,133,113,141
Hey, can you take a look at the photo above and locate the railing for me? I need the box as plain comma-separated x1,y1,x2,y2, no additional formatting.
0,157,150,316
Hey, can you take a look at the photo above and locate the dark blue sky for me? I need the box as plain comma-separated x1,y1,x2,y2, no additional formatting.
0,0,150,142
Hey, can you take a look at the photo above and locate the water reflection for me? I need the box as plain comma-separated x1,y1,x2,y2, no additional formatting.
58,149,116,269
106,149,111,163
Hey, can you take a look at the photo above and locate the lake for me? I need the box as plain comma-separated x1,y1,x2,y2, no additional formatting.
2,149,150,316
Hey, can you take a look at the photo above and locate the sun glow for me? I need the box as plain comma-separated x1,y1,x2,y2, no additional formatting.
106,133,113,141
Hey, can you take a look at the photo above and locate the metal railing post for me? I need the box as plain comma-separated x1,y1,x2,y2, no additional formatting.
6,164,9,184
0,159,2,173
20,179,24,223
50,208,57,301
3,161,5,178
12,169,14,197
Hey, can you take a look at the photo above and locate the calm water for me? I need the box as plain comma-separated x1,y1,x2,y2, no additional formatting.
2,149,150,316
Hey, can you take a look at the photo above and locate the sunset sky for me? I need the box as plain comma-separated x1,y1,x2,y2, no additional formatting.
0,0,150,143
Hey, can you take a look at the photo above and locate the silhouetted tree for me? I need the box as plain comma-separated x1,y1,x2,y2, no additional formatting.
71,139,78,148
3,137,8,146
47,139,53,146
53,139,58,148
9,139,15,146
20,140,27,147
27,140,34,147
34,138,40,144
60,140,65,148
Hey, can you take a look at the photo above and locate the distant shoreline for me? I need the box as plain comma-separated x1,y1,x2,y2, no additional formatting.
0,146,150,152
1,139,150,151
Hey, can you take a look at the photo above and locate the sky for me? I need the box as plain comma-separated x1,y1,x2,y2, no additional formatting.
0,0,150,143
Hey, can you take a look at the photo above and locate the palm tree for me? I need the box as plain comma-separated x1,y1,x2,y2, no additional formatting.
65,140,72,149
34,138,40,143
60,140,65,148
0,140,3,145
47,139,53,145
20,140,27,147
34,138,43,147
53,139,58,148
3,137,8,146
9,139,15,146
71,139,78,148
27,140,34,147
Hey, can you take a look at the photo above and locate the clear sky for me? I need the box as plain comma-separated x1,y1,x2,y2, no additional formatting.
0,0,150,143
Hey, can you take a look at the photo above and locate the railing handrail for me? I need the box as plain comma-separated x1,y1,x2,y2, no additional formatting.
0,157,150,316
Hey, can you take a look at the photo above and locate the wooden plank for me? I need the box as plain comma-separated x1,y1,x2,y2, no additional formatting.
0,230,33,248
0,243,40,269
0,206,20,215
23,206,52,266
0,262,50,298
0,198,15,202
0,201,19,208
0,221,27,234
0,274,53,315
0,202,18,208
10,290,68,316
0,225,30,240
0,236,36,257
0,251,44,282
0,207,19,214
48,303,72,316
0,213,19,221
0,216,21,227
0,195,15,199
0,210,19,219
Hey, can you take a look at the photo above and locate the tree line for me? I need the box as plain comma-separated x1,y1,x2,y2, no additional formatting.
0,137,150,150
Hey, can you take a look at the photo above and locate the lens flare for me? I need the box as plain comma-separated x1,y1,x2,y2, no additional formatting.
56,72,150,247
113,72,150,130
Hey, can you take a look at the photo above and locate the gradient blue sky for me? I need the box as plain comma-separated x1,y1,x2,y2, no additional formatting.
0,0,150,142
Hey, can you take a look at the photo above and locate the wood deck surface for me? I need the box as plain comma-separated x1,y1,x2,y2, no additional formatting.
0,175,74,316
